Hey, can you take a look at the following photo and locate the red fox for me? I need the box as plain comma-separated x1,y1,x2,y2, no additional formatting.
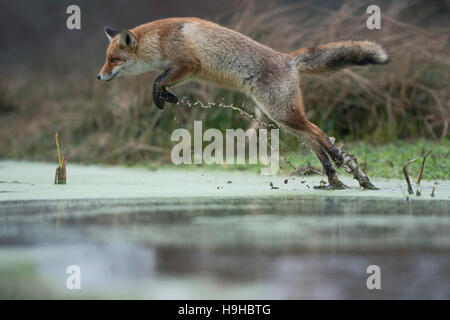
98,17,389,189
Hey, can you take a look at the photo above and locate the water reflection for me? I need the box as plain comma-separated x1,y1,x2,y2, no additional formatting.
0,196,448,299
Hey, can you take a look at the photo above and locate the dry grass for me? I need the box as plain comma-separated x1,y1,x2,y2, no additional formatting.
0,0,448,165
226,0,449,142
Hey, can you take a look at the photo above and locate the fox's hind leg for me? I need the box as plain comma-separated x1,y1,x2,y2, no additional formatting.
302,121,378,189
260,89,377,190
259,92,348,189
302,121,344,167
307,137,348,190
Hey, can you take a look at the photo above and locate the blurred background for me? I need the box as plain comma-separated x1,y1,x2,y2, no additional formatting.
0,0,448,168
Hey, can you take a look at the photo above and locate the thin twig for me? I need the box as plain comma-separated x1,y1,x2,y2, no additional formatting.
402,159,416,195
416,150,432,185
55,133,62,170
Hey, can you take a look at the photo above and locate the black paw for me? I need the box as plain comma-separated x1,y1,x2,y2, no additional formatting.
153,87,178,110
313,183,348,190
360,178,379,190
162,89,178,104
313,177,349,190
153,89,166,110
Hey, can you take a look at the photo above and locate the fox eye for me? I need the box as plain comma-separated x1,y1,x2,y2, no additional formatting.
109,57,119,63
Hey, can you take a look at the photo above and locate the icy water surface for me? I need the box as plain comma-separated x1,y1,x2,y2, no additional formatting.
0,196,449,299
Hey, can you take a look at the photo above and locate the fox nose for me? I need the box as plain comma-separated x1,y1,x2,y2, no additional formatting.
97,74,101,80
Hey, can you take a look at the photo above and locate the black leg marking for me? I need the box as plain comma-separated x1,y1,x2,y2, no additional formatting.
152,68,179,110
152,87,166,110
313,147,348,190
327,143,344,167
319,136,344,167
320,136,378,189
162,89,178,103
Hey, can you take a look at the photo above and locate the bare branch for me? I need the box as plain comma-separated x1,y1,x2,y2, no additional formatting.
416,150,432,185
402,159,416,195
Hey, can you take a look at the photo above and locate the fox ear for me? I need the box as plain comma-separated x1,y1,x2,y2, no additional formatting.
104,26,120,42
119,29,137,49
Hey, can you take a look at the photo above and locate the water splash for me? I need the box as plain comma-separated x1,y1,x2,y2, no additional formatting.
175,97,301,173
177,96,277,129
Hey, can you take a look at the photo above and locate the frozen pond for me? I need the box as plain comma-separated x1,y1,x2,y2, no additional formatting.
0,161,449,299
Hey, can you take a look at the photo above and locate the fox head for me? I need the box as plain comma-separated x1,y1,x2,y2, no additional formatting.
97,27,143,81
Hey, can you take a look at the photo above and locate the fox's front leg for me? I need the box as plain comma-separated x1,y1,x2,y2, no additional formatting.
153,66,191,110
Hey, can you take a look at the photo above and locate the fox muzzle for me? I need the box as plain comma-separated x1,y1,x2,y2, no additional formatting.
97,67,120,81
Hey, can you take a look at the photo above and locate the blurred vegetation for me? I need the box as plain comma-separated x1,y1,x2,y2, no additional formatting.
0,0,448,177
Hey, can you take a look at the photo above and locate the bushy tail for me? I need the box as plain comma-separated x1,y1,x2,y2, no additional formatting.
291,40,389,74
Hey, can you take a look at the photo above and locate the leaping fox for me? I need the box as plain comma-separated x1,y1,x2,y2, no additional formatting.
98,17,389,189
